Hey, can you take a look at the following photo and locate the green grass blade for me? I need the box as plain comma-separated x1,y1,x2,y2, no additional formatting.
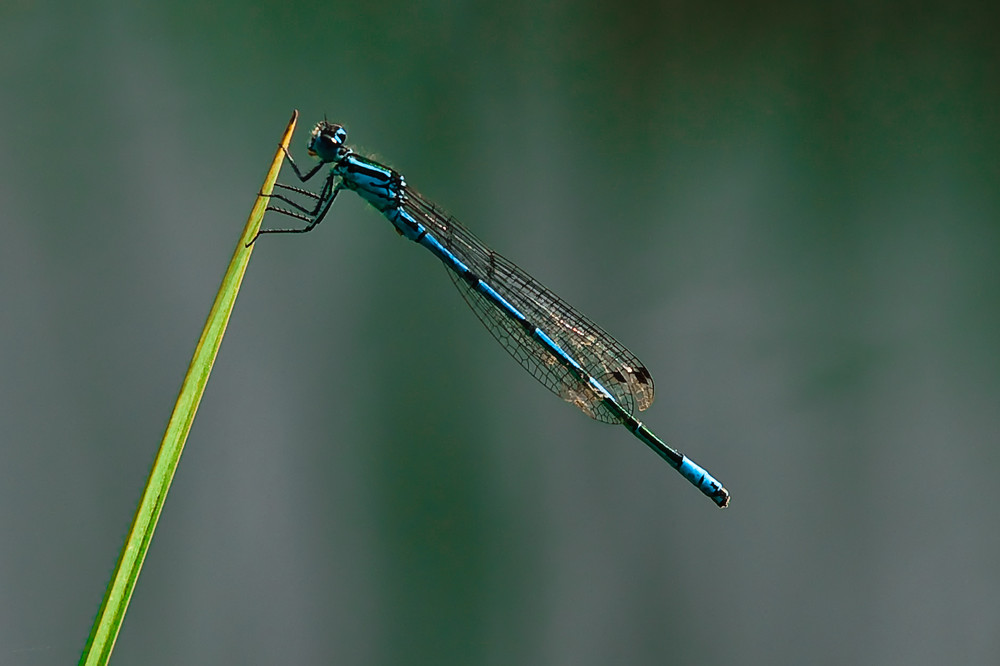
79,110,300,666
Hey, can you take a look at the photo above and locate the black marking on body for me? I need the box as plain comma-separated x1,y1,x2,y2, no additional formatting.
459,268,479,287
346,159,382,177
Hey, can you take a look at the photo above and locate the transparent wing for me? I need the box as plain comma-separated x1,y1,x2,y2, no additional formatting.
403,190,655,422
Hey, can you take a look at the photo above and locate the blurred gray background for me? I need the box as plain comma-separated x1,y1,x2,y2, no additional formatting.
2,1,998,664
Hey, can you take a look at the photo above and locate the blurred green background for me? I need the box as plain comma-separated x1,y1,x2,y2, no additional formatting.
3,0,998,664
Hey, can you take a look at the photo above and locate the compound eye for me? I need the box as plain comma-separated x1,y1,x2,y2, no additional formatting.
307,121,348,161
319,124,346,147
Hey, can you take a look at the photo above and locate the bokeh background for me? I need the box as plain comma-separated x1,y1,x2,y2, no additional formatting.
3,1,999,664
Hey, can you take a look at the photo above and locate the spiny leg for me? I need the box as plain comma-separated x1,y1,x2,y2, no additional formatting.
274,182,322,198
250,180,343,244
261,170,336,222
264,183,324,216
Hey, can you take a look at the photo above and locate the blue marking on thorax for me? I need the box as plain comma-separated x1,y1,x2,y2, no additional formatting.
336,154,425,239
337,154,398,204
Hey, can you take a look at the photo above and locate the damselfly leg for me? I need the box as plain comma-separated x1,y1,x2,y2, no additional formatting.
251,150,342,243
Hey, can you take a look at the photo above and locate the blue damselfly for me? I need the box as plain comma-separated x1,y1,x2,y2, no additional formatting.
255,121,730,508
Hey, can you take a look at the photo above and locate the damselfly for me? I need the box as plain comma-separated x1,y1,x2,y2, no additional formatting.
255,120,730,508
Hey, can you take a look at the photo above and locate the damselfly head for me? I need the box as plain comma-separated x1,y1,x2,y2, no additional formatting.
306,121,349,163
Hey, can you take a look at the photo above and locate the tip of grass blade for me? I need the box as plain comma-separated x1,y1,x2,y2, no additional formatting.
79,110,299,666
243,109,299,251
